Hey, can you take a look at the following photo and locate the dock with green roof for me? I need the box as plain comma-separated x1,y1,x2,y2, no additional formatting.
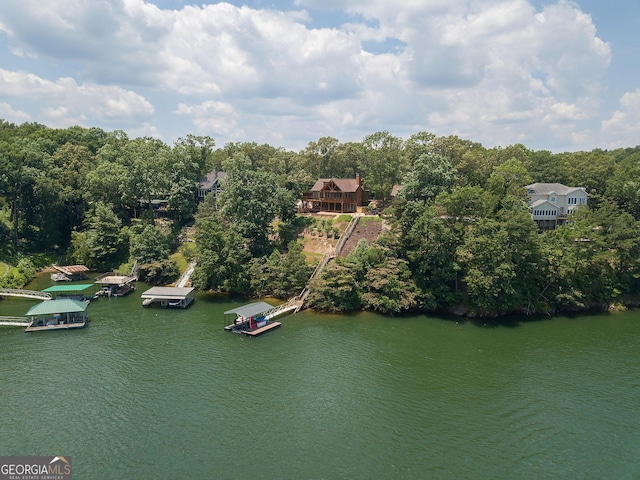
24,298,88,332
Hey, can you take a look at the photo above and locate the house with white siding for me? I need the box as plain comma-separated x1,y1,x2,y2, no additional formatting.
198,168,226,202
526,183,588,230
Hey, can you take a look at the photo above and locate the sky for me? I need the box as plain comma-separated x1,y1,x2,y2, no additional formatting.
0,0,638,153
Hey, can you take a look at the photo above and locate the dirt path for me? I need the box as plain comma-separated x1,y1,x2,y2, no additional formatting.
299,214,385,258
338,217,385,257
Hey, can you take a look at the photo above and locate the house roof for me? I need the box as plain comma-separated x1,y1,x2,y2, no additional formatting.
199,169,226,190
390,185,403,197
525,183,586,196
26,299,88,316
224,301,274,318
311,178,360,193
530,199,558,209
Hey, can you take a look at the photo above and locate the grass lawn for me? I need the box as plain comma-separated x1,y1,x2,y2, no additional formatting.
0,261,9,279
170,251,189,274
303,251,324,263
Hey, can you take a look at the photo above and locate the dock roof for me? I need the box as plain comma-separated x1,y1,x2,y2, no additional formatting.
224,301,274,318
140,287,194,299
42,284,94,292
94,275,134,285
26,299,88,316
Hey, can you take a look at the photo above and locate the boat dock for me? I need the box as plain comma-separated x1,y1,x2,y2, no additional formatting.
141,287,195,308
25,321,87,332
50,264,89,282
224,301,290,336
24,298,88,332
94,272,137,297
240,321,281,336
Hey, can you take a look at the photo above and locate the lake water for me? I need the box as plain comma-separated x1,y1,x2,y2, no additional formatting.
1,276,639,479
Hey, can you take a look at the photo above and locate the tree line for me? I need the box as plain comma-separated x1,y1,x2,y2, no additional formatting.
1,120,640,317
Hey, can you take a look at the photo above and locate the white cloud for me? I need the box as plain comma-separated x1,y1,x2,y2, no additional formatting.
0,101,30,123
0,68,154,128
174,100,244,138
129,122,163,139
0,0,625,151
601,89,640,147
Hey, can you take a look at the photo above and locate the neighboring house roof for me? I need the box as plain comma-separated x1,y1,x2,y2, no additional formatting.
26,299,88,316
199,169,226,190
311,178,361,193
530,199,558,209
525,183,586,196
390,185,403,197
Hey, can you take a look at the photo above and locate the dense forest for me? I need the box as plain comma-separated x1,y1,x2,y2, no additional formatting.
1,120,640,317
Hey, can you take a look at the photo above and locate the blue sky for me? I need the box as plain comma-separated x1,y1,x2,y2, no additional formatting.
0,0,638,152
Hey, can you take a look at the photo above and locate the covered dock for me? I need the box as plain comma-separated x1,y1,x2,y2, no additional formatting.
94,272,136,297
42,284,95,301
141,287,195,308
50,264,89,282
224,302,282,336
24,298,88,332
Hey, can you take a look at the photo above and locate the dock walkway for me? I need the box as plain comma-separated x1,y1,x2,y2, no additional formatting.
176,261,197,288
0,316,30,327
0,289,52,301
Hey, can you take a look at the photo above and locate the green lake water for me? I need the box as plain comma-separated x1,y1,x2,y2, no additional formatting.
1,275,639,479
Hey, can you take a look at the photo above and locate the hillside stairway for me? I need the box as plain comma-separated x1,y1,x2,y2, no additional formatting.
293,215,361,313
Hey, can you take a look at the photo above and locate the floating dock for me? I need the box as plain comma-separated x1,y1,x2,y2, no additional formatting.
24,298,88,332
94,272,137,297
224,301,285,336
50,265,89,282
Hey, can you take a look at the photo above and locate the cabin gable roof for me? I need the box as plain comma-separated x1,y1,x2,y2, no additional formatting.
311,178,361,193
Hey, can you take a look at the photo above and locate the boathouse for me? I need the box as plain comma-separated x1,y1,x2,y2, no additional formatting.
224,302,282,336
141,287,195,308
24,299,88,332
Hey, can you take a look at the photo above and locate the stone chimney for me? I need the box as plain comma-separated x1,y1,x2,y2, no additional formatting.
356,172,361,187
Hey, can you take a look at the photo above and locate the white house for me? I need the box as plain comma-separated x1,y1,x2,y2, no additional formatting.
526,183,588,230
197,168,226,202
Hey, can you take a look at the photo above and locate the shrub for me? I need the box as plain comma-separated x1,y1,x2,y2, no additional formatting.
139,259,180,285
